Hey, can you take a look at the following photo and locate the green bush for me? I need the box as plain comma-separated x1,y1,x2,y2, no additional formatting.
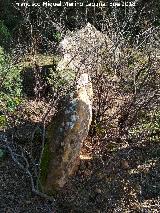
0,21,11,46
0,47,22,128
129,110,160,143
53,31,62,42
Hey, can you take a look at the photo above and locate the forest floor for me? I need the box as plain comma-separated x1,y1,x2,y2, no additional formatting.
0,64,160,212
0,120,160,212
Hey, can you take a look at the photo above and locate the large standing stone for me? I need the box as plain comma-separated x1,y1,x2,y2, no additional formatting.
57,22,120,77
39,23,119,193
39,73,93,193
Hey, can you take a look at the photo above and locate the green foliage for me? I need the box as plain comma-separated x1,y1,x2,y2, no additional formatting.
129,110,160,142
48,67,75,94
0,148,6,161
0,115,6,128
0,47,22,128
53,31,62,42
0,21,11,45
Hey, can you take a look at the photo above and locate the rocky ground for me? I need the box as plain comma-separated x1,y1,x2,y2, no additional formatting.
0,93,159,213
0,133,160,212
0,154,55,213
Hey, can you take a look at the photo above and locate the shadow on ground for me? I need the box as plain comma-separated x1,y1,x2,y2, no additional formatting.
55,140,160,212
0,85,159,212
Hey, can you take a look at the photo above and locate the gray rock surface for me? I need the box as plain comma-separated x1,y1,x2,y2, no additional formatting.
40,73,93,193
39,23,120,193
57,23,119,76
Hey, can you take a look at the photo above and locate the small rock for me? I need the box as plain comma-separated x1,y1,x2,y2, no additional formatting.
121,159,129,169
95,188,102,194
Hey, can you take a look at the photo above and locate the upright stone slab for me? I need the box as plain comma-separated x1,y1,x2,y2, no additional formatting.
57,22,119,76
39,73,93,193
39,23,118,193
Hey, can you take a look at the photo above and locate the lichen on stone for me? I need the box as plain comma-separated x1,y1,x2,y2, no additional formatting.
38,23,97,194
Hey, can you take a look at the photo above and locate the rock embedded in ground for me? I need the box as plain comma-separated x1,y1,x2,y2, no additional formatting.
39,73,93,193
39,22,120,194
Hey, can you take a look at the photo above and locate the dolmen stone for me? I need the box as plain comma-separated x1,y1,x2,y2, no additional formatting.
57,22,120,76
39,73,93,193
39,22,119,193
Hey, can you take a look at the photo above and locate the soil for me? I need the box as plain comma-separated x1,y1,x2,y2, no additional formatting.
0,99,160,213
0,136,160,212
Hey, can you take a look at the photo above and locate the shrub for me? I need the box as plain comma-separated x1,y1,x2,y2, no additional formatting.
90,27,160,148
0,47,22,128
0,21,11,46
